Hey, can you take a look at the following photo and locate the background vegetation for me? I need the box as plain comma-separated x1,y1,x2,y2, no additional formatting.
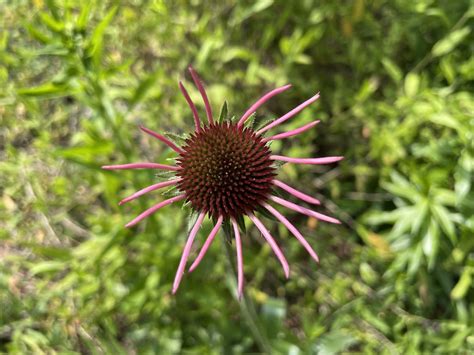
1,0,473,353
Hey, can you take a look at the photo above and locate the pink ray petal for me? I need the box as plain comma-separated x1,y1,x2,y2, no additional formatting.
179,81,201,132
125,194,186,228
269,195,341,224
172,212,206,294
248,213,290,278
232,218,244,299
102,163,180,171
188,66,213,124
273,179,320,205
119,179,181,205
262,120,320,143
256,92,320,135
270,155,344,165
139,126,184,154
263,203,319,263
189,216,223,272
237,84,292,127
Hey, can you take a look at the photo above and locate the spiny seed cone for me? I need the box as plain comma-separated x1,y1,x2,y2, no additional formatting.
176,122,276,219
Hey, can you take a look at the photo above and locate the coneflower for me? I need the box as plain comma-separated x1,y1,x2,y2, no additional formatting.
102,66,343,298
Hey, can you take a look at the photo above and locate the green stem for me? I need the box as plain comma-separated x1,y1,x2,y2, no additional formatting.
221,236,272,354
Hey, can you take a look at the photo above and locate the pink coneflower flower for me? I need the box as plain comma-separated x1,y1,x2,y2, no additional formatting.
102,67,343,298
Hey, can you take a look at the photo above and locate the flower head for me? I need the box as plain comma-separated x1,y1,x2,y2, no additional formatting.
102,66,343,298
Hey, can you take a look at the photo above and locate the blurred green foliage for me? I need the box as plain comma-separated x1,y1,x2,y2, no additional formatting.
1,0,473,353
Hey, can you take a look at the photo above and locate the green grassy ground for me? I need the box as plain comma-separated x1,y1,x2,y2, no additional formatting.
1,0,473,353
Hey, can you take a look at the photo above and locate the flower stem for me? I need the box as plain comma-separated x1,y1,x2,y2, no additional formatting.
220,235,272,353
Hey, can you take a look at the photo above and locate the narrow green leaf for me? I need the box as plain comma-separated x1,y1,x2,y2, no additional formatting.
88,6,118,66
77,1,94,30
25,24,53,44
451,267,472,300
230,0,274,25
381,181,420,203
404,73,420,97
455,151,473,204
17,83,69,97
130,70,161,108
432,188,456,207
432,27,471,58
431,204,456,244
390,207,415,238
27,244,72,261
429,113,462,131
30,261,65,275
236,214,246,235
407,244,423,276
45,0,61,20
422,220,440,269
381,57,402,83
411,199,429,234
218,101,228,123
39,12,64,33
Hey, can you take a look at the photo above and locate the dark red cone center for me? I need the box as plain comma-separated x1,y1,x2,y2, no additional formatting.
176,122,276,219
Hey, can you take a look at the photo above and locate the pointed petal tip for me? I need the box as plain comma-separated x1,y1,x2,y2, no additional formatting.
118,200,125,206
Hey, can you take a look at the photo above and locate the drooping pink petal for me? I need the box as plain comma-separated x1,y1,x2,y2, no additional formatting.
139,126,184,154
256,92,320,135
262,120,320,143
273,179,320,205
232,218,244,299
270,155,344,165
125,194,186,228
102,163,180,171
119,179,181,205
237,84,292,127
189,216,223,272
248,213,290,278
179,81,201,132
269,195,341,224
188,66,213,124
263,203,319,263
172,212,206,294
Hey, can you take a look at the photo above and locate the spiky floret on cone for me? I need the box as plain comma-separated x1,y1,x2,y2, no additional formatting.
176,122,275,219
